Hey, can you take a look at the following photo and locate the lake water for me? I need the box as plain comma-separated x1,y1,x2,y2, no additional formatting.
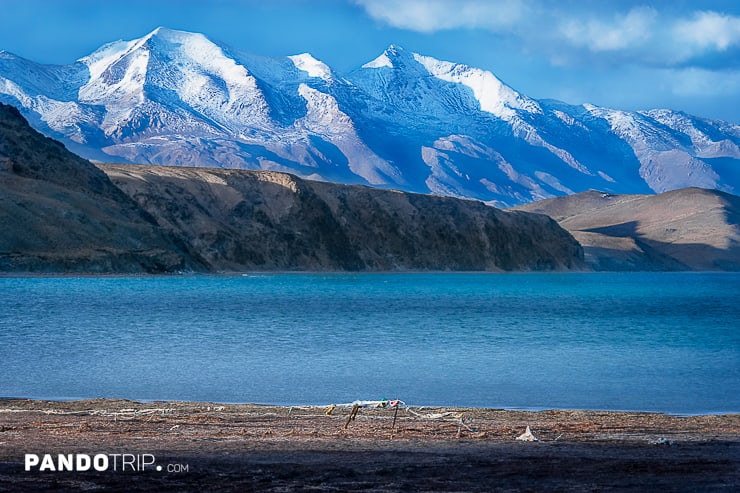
1,273,738,414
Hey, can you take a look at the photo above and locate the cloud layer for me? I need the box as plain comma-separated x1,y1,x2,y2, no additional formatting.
356,0,529,33
354,0,740,70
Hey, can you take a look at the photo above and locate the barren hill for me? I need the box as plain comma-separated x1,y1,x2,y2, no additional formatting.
0,104,192,272
101,164,583,272
514,188,740,270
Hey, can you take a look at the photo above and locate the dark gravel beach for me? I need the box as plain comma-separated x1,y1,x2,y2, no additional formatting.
0,399,738,492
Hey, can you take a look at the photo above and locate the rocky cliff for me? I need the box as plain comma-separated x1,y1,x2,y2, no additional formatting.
102,164,584,272
1,102,584,273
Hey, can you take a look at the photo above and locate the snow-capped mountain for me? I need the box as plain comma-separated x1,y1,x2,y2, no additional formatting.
1,27,738,206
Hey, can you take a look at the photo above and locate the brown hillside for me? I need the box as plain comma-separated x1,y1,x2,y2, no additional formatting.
514,188,740,270
102,164,584,272
0,103,194,273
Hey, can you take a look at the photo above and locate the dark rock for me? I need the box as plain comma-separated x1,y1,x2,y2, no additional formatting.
0,103,198,273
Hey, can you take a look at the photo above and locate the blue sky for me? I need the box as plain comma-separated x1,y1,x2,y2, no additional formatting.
2,0,740,123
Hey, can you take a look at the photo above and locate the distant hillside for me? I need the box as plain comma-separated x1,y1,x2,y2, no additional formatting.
513,188,740,271
1,102,583,273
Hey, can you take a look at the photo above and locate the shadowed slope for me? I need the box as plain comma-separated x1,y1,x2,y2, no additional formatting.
514,188,740,270
0,103,196,272
102,164,585,272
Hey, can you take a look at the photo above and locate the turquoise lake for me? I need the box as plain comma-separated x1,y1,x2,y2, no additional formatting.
1,272,738,414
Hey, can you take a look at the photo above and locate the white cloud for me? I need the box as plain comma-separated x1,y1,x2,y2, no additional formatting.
673,11,740,51
355,0,740,70
559,7,657,52
354,0,528,33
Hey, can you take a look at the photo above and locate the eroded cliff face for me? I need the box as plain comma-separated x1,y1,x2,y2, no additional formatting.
102,164,585,272
308,181,584,271
1,101,584,273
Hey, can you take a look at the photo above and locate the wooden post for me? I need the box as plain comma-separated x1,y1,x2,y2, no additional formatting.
344,403,359,429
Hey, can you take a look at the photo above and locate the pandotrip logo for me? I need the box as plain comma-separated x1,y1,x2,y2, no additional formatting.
24,454,189,473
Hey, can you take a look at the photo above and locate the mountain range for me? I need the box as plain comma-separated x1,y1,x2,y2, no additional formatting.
1,27,739,207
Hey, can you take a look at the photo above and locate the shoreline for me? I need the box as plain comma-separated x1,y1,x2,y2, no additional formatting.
1,398,739,491
3,270,740,279
1,396,737,418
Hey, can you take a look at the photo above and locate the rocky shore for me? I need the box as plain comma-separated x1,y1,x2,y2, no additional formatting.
1,399,738,491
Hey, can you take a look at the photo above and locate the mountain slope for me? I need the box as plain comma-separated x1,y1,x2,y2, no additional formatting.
0,102,584,273
0,103,194,272
513,188,740,271
1,27,739,207
102,164,584,271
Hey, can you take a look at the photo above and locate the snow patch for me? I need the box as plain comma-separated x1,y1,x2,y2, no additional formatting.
297,84,352,131
0,78,32,107
412,53,541,120
296,83,401,185
79,39,140,83
78,39,149,105
362,53,393,69
176,31,255,90
0,79,94,142
510,119,590,174
288,53,332,80
586,104,722,192
553,109,588,130
642,109,740,159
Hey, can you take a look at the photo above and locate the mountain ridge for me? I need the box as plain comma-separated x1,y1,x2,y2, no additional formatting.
1,27,738,206
0,101,584,273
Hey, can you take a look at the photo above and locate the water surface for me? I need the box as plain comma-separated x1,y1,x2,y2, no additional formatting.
1,273,738,414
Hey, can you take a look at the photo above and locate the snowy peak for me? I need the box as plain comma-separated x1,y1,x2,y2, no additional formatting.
362,51,393,69
79,27,258,98
352,45,484,117
78,35,150,105
0,28,738,207
78,27,271,135
361,45,424,72
357,45,540,120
